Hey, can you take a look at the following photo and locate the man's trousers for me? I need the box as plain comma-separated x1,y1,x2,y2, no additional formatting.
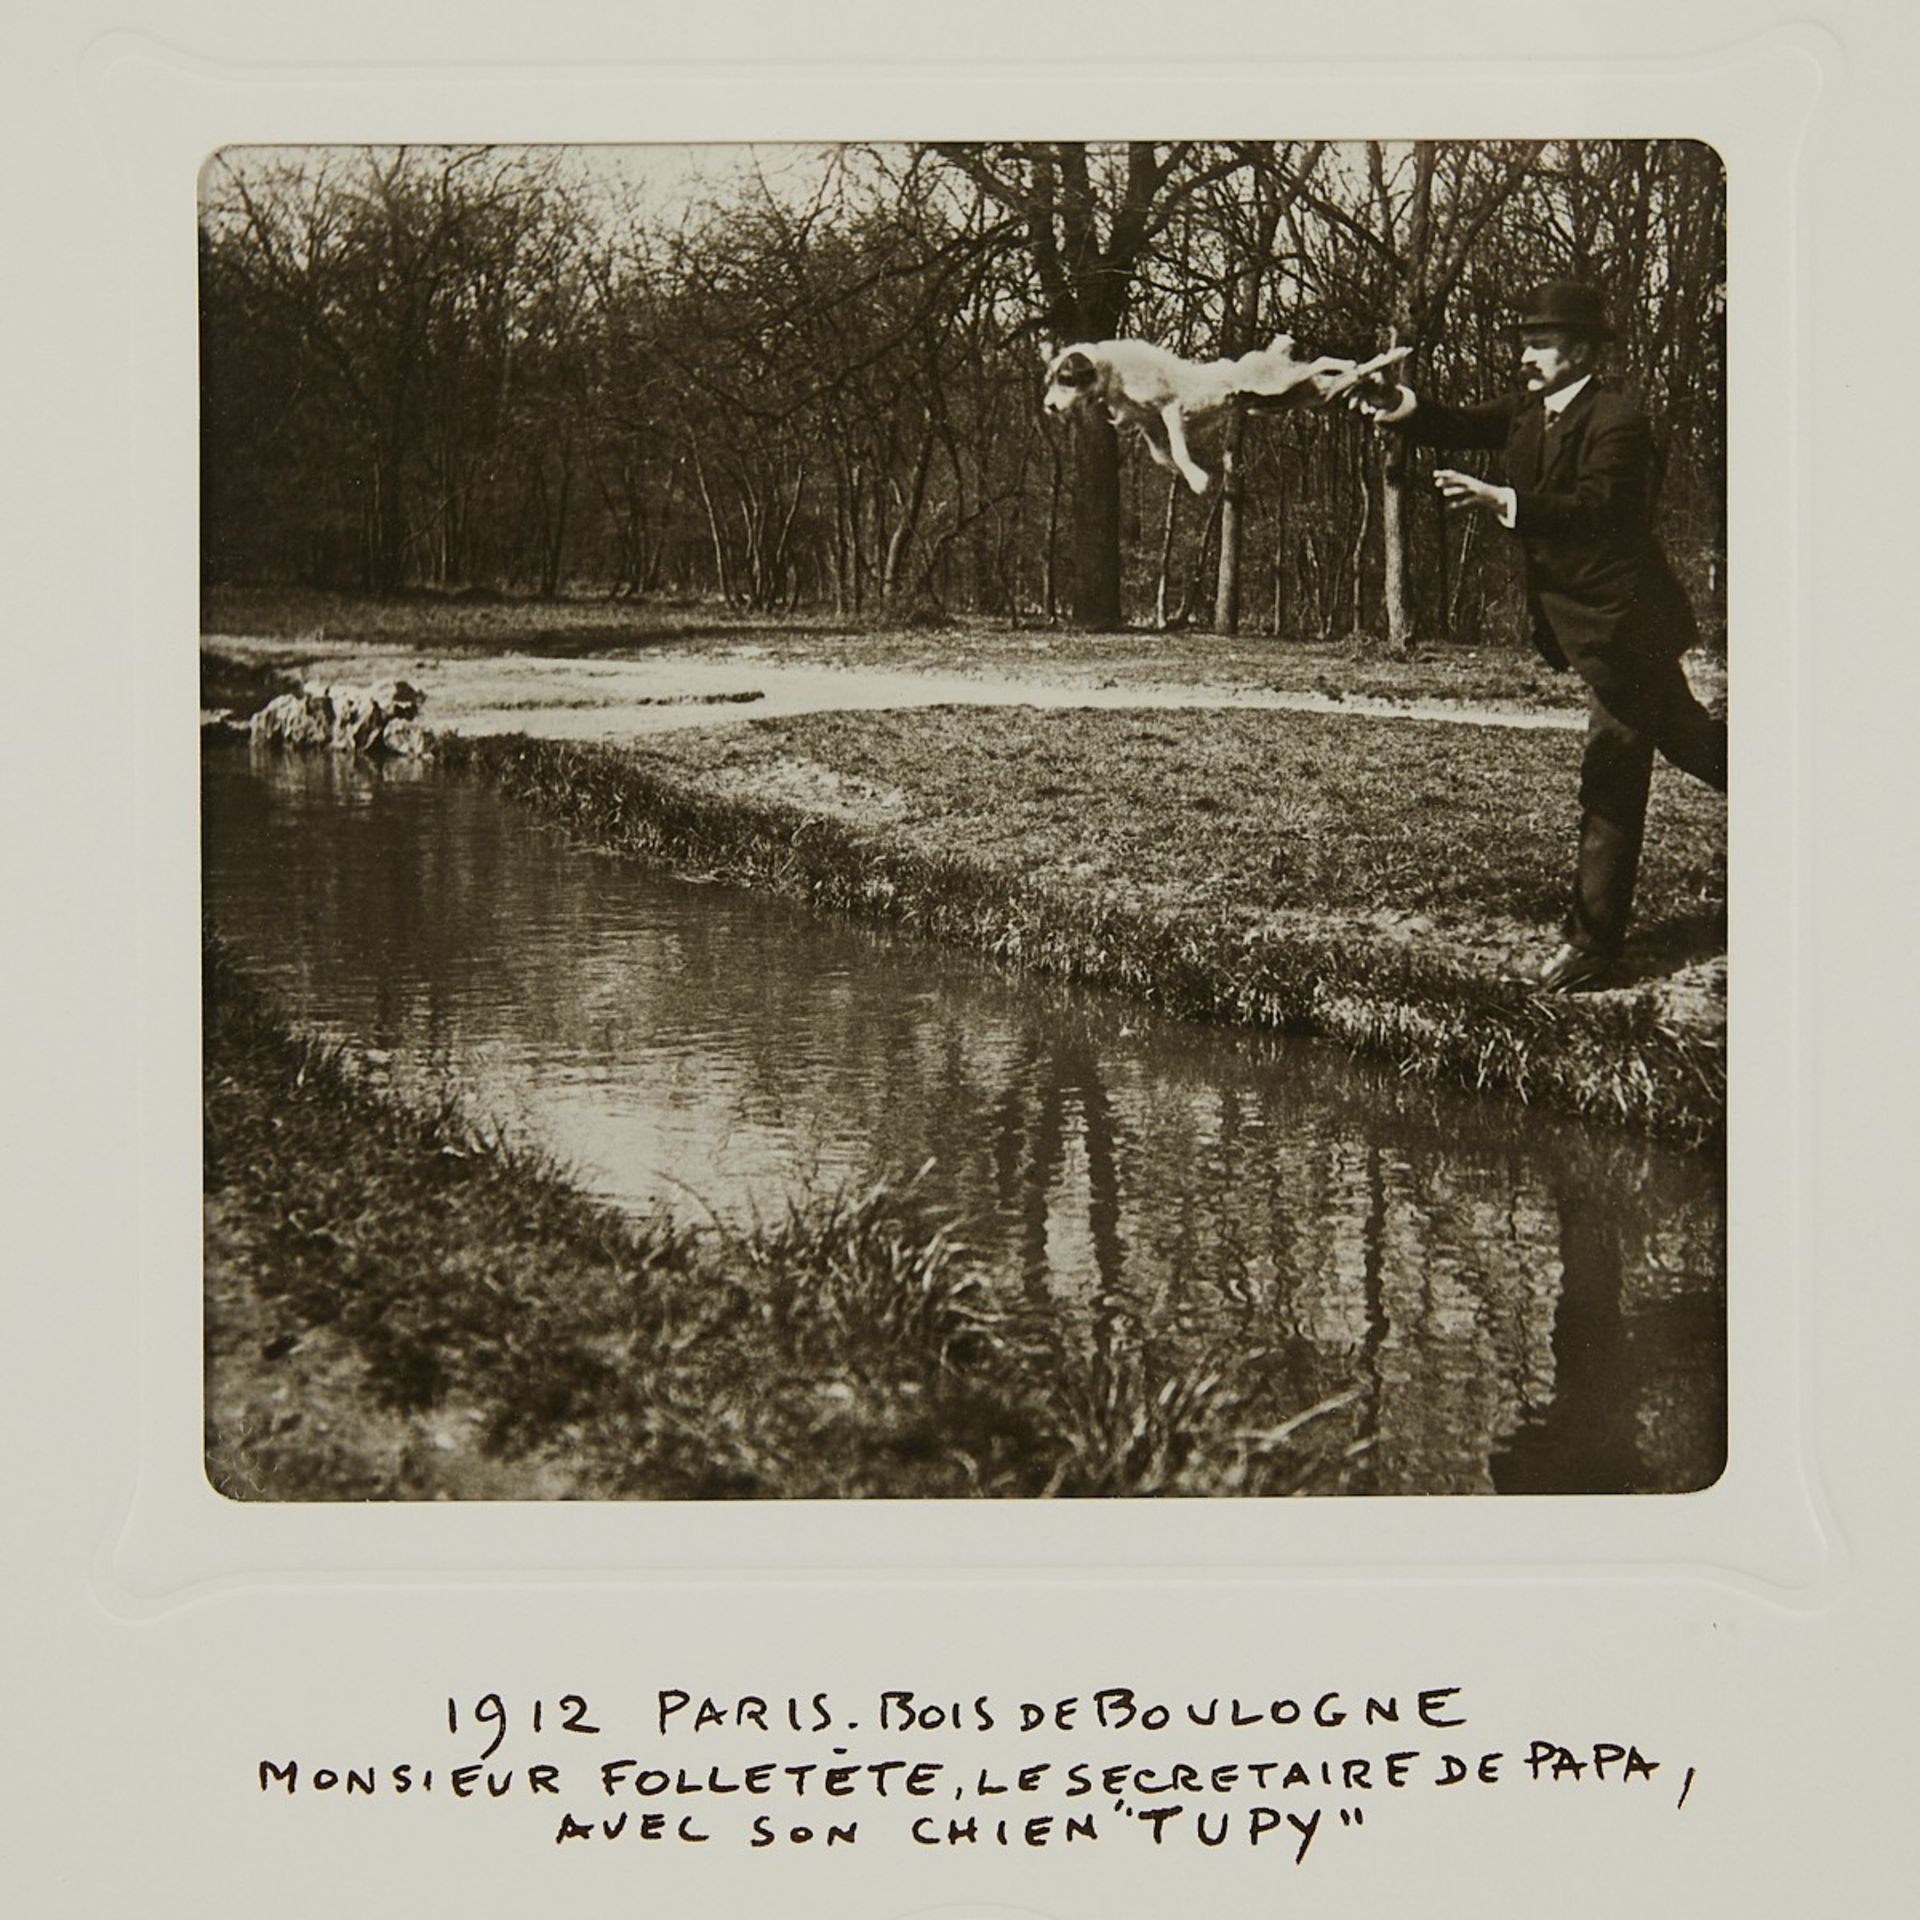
1565,649,1728,958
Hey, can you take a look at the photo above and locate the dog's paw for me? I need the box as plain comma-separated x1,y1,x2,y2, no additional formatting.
1183,468,1212,495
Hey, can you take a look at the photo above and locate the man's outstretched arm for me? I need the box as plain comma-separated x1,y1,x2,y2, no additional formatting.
1347,381,1519,450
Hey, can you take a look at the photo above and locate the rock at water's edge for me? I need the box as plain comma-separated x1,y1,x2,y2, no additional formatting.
247,681,430,757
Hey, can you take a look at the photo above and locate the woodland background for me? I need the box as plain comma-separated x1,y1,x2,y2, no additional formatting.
199,140,1726,650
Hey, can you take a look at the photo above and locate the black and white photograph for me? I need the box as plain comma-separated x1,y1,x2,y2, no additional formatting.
14,2,1920,1914
197,138,1729,1503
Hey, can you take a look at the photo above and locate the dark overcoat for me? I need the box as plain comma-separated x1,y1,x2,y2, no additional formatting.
1400,381,1698,684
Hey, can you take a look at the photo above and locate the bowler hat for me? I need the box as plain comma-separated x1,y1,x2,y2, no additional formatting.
1514,280,1616,339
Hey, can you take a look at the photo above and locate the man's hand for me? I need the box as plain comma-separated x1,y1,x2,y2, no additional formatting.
1433,467,1505,513
1346,380,1416,425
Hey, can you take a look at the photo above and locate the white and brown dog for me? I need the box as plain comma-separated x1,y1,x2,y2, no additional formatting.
1041,335,1411,494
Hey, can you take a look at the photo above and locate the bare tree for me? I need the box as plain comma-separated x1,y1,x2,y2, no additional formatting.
928,142,1252,628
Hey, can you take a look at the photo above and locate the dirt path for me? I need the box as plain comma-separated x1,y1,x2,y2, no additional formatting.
210,634,1589,742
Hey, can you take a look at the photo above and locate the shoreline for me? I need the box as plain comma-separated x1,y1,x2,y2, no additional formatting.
434,730,1724,1147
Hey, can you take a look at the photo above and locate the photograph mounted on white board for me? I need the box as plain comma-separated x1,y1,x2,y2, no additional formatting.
197,139,1726,1500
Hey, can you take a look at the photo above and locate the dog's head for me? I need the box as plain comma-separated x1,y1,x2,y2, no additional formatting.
1041,342,1102,415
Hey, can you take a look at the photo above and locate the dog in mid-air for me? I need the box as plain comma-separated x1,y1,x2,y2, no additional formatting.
1041,335,1412,494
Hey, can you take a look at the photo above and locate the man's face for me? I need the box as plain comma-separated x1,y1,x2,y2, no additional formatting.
1517,327,1593,394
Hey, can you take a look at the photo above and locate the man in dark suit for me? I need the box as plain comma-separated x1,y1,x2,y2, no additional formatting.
1350,281,1726,991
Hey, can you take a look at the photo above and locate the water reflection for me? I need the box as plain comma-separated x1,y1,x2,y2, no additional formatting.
202,747,1726,1495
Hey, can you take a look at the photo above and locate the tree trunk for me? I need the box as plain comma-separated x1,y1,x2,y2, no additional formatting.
882,429,936,604
689,445,732,603
829,469,850,615
540,451,573,599
370,445,408,593
1175,487,1222,628
1043,441,1063,621
644,458,679,594
770,463,807,608
1379,432,1415,655
1213,414,1246,633
1153,475,1179,629
1211,178,1279,636
1068,408,1123,630
848,462,866,615
1346,457,1371,641
1265,453,1291,637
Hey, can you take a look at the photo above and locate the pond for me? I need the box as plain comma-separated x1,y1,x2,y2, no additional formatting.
202,745,1725,1496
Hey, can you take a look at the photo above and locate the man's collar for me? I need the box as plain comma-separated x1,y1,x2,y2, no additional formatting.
1542,374,1595,416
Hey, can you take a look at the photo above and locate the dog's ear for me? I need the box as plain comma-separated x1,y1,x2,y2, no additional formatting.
1040,339,1060,368
1051,349,1096,389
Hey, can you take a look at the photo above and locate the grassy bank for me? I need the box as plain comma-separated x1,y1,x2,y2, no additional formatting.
440,714,1725,1145
204,941,1370,1500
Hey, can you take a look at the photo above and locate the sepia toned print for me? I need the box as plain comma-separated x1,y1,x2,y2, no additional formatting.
198,140,1725,1500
